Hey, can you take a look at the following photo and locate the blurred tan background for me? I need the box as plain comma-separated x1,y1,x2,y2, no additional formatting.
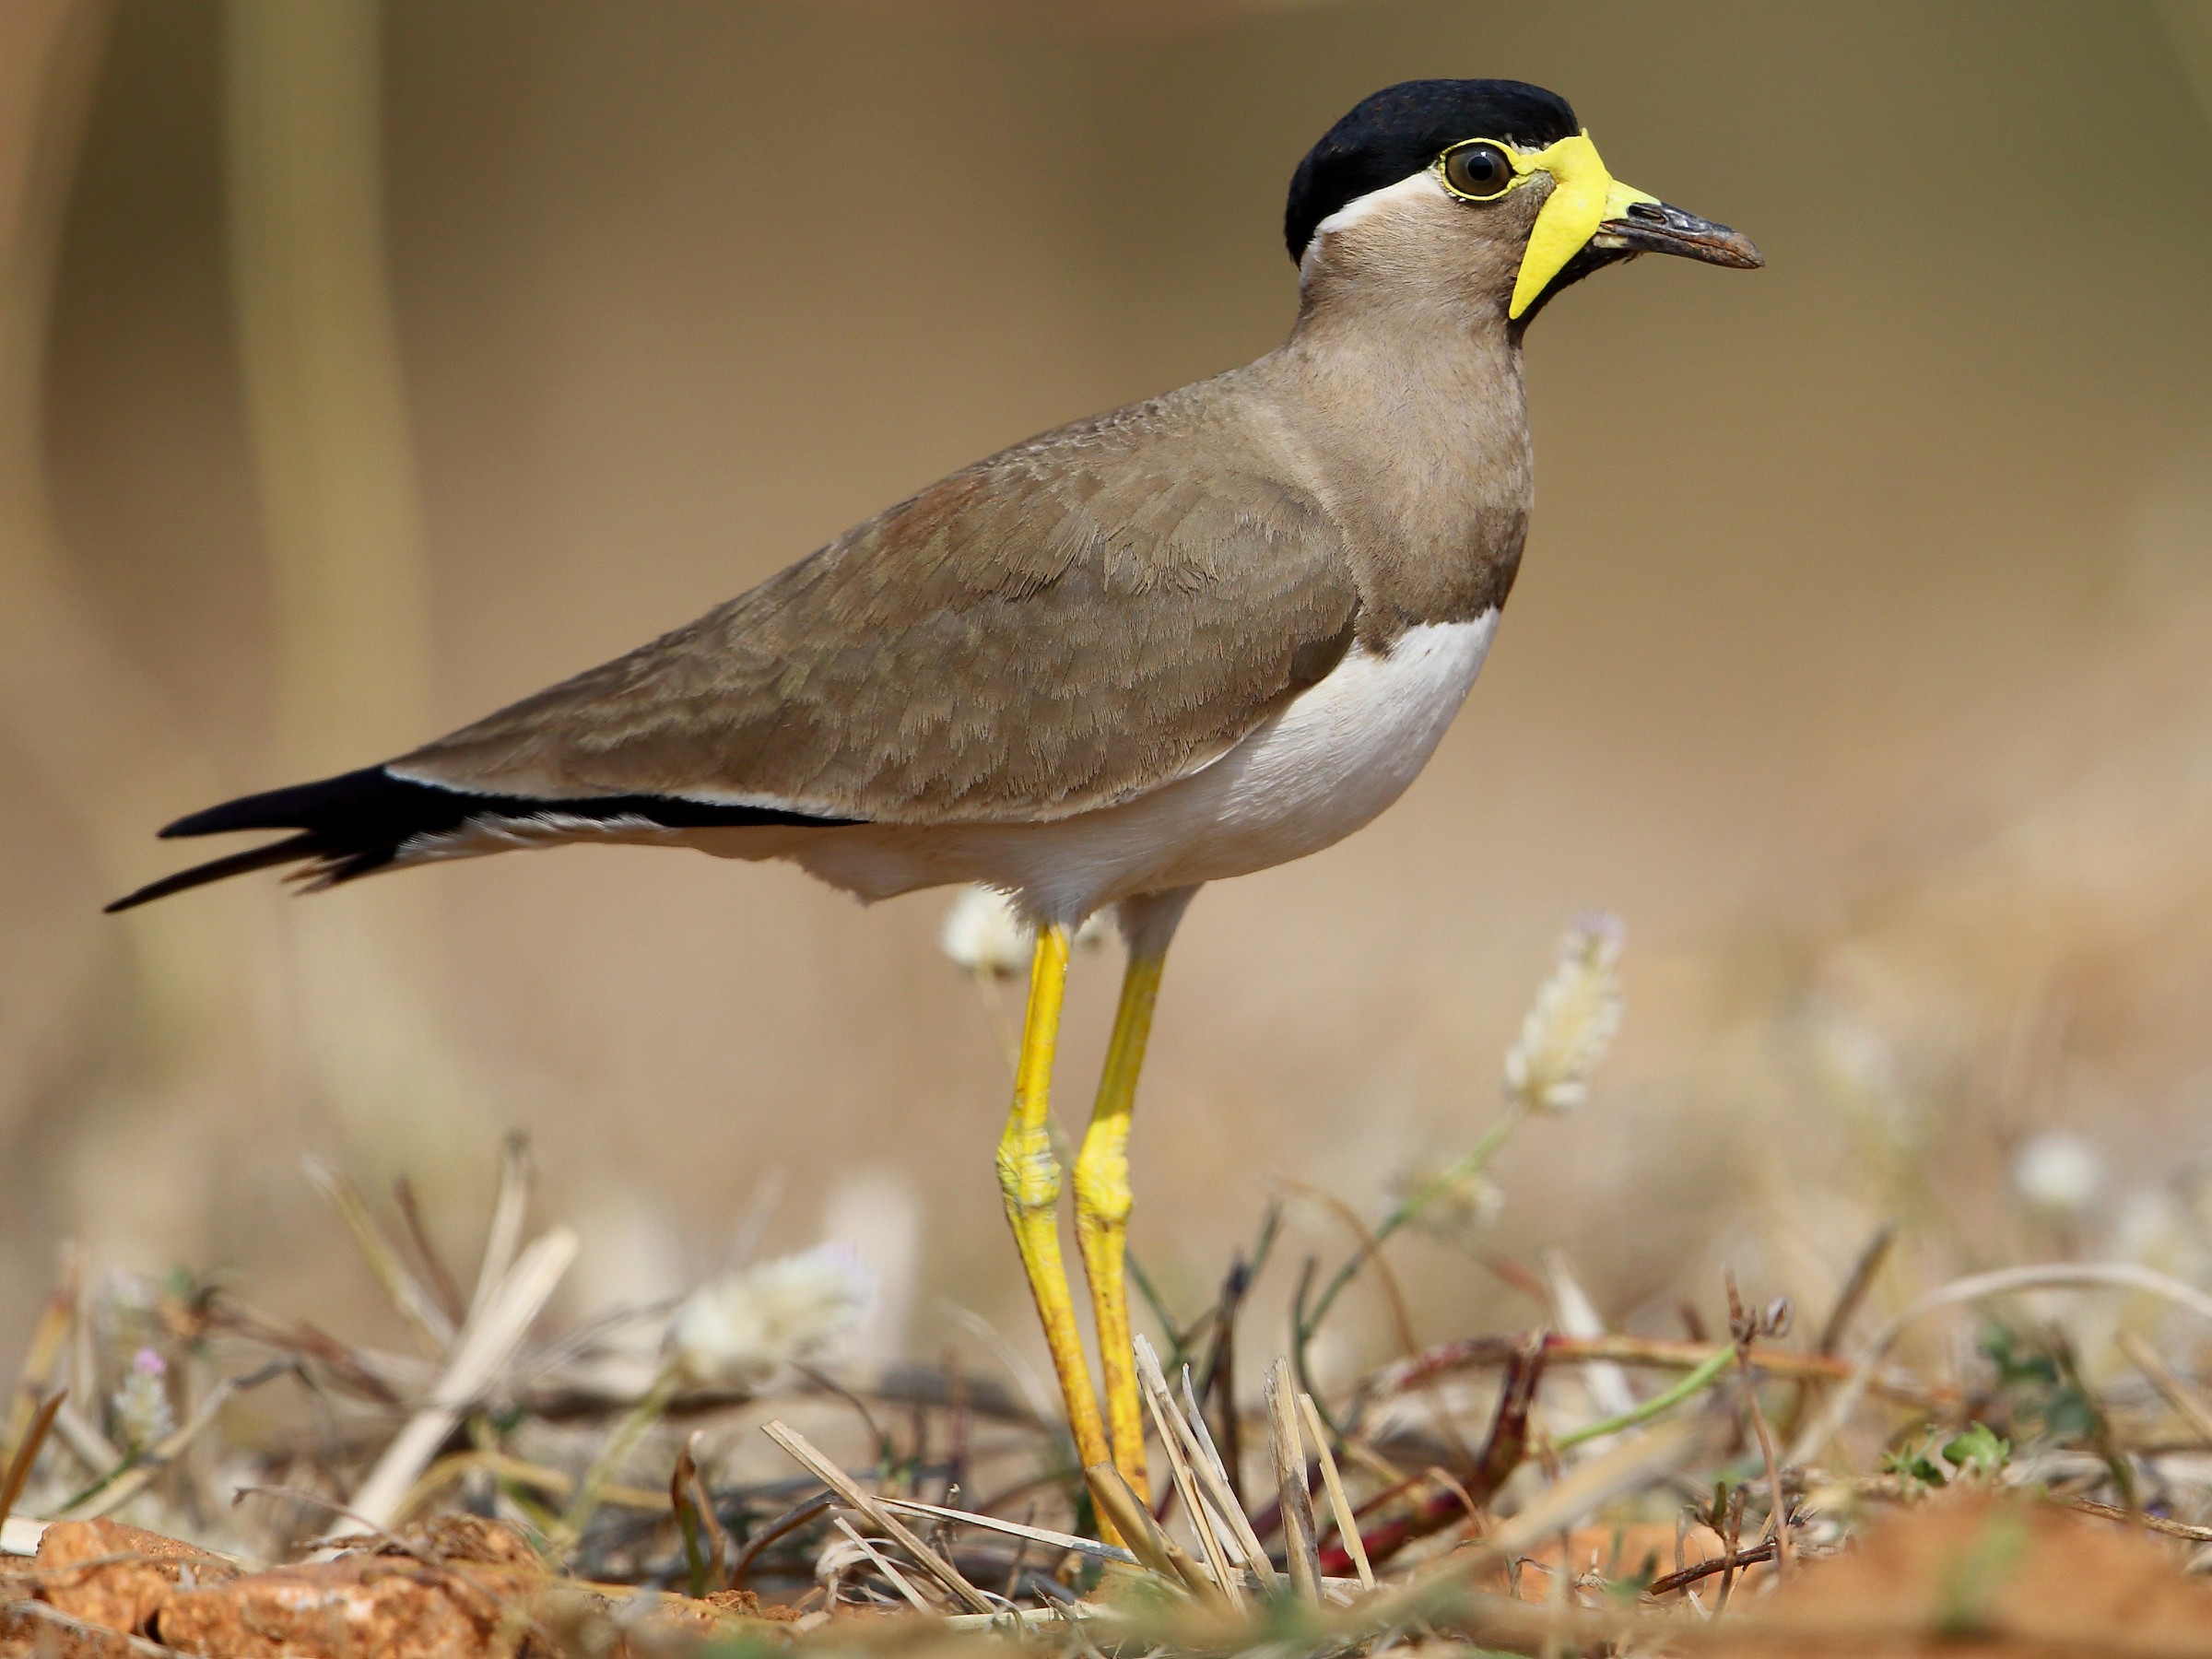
5,1,2212,1376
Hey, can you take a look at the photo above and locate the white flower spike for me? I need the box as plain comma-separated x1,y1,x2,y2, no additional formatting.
672,1242,874,1388
1503,914,1626,1115
938,885,1109,978
2014,1131,2105,1218
1392,1157,1505,1241
111,1347,174,1451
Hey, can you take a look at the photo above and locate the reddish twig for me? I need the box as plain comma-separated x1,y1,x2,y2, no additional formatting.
1646,1535,1776,1597
1323,1330,1547,1575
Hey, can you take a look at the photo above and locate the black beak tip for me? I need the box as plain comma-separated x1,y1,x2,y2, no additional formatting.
1603,201,1763,270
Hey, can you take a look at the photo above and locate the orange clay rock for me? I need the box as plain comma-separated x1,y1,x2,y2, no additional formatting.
7,1515,782,1658
32,1518,241,1638
0,1601,158,1659
155,1552,542,1659
1755,1490,2212,1656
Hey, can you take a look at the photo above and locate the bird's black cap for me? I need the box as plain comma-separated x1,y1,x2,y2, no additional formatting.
1284,79,1580,264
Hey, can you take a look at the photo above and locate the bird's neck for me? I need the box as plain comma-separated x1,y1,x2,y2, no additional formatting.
1265,273,1533,635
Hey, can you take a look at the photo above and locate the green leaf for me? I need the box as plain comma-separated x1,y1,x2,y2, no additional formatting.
1941,1422,2010,1479
1881,1436,1948,1491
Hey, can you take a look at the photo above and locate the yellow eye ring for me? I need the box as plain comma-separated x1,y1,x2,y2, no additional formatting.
1435,138,1526,203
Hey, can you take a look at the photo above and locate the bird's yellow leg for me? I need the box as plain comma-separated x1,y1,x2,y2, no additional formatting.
1074,945,1168,1493
994,925,1112,1484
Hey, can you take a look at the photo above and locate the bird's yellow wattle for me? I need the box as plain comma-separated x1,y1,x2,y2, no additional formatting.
1509,132,1657,320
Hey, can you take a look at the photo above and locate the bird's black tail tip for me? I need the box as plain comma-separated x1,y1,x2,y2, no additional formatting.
105,833,325,912
158,765,400,840
112,761,858,912
112,765,418,912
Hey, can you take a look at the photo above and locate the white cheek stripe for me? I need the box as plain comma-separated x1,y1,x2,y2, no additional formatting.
1301,170,1454,277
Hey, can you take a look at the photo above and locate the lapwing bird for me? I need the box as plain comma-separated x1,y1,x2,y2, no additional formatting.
112,80,1758,1509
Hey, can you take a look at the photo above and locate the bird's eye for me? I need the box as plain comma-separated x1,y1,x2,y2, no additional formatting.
1441,141,1514,201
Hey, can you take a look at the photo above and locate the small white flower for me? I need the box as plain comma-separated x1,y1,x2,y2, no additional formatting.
940,887,1031,977
2014,1132,2105,1218
672,1243,874,1388
1502,915,1626,1115
111,1347,174,1451
937,886,1108,978
1390,1158,1504,1241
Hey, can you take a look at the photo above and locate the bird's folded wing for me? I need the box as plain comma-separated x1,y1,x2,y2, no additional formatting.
395,411,1362,826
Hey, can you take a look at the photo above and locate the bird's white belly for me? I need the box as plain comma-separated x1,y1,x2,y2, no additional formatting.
759,611,1500,919
1060,612,1500,893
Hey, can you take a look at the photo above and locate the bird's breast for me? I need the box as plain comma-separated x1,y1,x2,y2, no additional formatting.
1192,610,1499,842
1023,608,1501,907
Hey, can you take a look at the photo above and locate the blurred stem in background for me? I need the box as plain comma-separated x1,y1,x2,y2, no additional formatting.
222,0,489,1186
0,2,151,874
0,0,267,1264
223,0,433,766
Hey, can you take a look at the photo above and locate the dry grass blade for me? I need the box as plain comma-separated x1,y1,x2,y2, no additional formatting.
1086,1459,1221,1606
875,1496,1137,1566
1129,1337,1248,1603
393,1175,468,1326
0,1390,63,1530
938,1604,1110,1634
1299,1390,1371,1590
48,1397,118,1476
469,1133,535,1326
1816,1222,1897,1356
1265,1359,1320,1606
1170,1440,1248,1603
347,1224,579,1528
1543,1248,1635,1420
4,1245,77,1467
2119,1330,2212,1448
1740,1367,1792,1579
305,1156,455,1351
762,1419,995,1613
1176,1371,1283,1593
731,1492,832,1588
1177,1363,1278,1591
832,1514,938,1613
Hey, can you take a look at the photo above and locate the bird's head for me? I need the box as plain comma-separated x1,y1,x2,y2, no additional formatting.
1286,79,1761,324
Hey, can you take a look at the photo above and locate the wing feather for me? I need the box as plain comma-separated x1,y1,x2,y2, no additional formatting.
398,386,1360,825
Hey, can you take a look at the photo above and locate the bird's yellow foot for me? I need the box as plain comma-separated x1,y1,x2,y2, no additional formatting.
1075,948,1166,1494
994,925,1113,1485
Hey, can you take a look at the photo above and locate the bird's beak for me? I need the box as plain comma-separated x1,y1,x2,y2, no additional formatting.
1591,199,1764,270
1509,132,1761,319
